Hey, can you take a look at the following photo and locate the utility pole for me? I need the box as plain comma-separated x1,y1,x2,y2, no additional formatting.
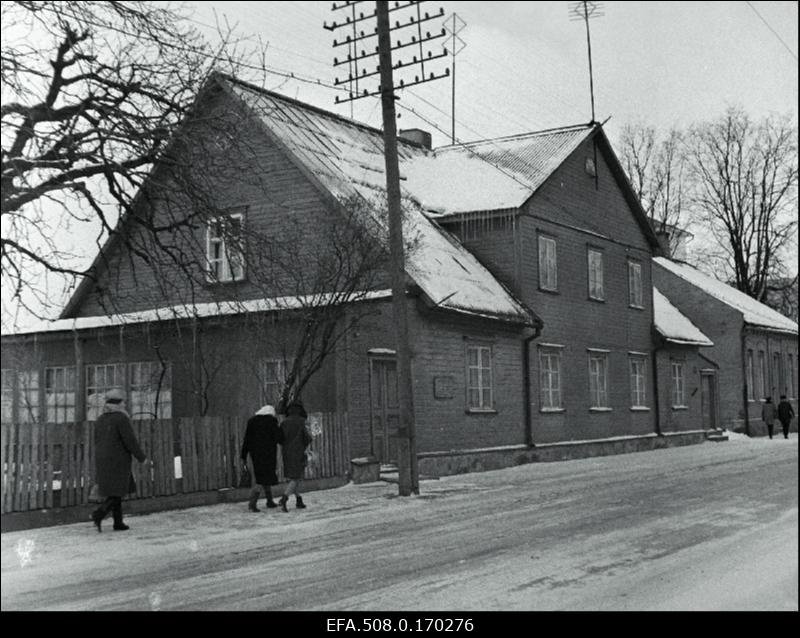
569,0,604,124
325,1,448,496
443,12,466,144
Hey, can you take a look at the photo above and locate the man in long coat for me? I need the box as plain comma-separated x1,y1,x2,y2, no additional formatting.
241,404,283,511
91,389,147,532
279,400,312,512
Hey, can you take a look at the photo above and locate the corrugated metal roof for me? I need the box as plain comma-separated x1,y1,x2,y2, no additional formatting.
226,78,537,326
654,258,798,335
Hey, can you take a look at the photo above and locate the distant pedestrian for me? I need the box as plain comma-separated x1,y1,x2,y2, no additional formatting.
240,404,283,511
777,395,795,440
278,400,312,512
91,389,147,532
761,396,777,439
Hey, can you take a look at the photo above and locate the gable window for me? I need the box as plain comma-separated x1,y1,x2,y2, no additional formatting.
86,363,125,421
746,349,755,400
628,260,643,308
538,346,563,411
129,361,171,419
671,360,686,408
261,358,293,406
588,351,609,409
757,351,767,399
538,235,558,292
206,212,245,283
587,248,604,301
45,366,76,424
466,344,493,411
629,356,647,408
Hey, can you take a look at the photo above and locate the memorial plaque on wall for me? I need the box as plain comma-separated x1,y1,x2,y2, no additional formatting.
433,375,455,399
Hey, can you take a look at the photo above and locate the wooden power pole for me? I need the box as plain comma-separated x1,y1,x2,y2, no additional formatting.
325,1,449,496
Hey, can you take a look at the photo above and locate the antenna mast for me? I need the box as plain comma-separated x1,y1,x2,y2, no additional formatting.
569,1,604,124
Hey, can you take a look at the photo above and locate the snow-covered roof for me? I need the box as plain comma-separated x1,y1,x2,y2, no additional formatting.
5,290,394,336
654,257,798,335
226,77,538,326
653,287,714,346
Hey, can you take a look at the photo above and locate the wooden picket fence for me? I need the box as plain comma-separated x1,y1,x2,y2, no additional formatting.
0,412,350,514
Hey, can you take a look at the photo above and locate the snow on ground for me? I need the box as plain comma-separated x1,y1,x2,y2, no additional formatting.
1,433,797,611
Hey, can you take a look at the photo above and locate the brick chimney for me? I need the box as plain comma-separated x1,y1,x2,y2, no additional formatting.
398,128,432,149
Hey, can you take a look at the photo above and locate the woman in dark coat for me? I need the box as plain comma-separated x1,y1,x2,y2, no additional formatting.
240,404,283,511
279,400,312,512
91,389,147,532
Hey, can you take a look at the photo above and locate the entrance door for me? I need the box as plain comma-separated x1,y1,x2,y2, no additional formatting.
701,372,717,429
369,357,399,463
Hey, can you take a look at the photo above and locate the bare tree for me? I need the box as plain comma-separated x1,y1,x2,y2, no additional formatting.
1,1,266,323
618,122,688,246
684,107,798,302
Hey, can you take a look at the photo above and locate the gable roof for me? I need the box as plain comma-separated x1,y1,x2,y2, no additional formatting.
653,287,713,346
654,257,798,335
223,76,538,326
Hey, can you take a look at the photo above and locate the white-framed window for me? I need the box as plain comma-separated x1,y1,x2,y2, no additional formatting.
45,366,76,424
538,346,563,410
206,212,245,283
538,235,558,292
1,369,13,424
466,344,493,411
86,363,125,421
787,354,796,399
260,358,292,406
17,370,40,424
630,356,647,408
746,349,755,401
588,352,609,409
628,260,643,308
772,352,782,396
129,361,171,419
758,350,767,399
671,360,686,407
587,248,604,301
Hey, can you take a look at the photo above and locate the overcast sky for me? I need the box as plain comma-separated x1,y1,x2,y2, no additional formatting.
184,1,799,146
2,1,798,329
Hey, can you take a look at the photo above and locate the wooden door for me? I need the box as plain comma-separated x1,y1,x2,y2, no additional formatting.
701,372,717,430
369,357,399,464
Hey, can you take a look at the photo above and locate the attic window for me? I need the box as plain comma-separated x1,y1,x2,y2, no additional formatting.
206,211,245,283
584,157,596,177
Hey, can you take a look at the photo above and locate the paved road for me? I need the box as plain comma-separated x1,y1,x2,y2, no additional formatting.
1,436,797,611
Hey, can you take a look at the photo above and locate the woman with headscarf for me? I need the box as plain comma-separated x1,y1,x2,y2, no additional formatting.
91,388,147,532
241,404,283,511
279,400,312,512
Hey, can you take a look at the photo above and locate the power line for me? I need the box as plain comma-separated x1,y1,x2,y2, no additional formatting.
745,1,798,61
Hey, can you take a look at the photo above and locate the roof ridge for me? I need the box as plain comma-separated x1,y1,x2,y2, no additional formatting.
435,123,594,151
220,73,428,151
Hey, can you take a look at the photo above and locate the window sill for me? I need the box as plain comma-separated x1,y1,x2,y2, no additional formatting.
205,277,247,286
628,304,645,311
466,408,497,415
630,406,650,412
672,405,689,411
540,407,565,414
538,287,559,295
589,407,613,412
588,296,605,303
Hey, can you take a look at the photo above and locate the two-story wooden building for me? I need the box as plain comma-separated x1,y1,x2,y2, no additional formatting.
2,75,718,476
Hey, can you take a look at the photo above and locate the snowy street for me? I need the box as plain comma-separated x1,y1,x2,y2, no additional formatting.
1,434,797,611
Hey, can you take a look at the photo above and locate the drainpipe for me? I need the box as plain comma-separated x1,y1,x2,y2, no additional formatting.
523,324,542,447
651,338,664,437
741,327,751,437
